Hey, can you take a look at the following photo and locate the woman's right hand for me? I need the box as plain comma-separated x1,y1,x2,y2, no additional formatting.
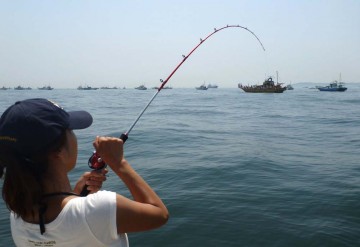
93,136,124,171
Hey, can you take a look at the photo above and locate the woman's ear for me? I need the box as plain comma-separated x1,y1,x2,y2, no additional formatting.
47,147,65,163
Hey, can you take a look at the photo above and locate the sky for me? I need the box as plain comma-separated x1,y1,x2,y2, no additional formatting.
1,0,359,88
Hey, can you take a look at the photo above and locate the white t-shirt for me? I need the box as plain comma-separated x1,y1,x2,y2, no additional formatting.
10,190,128,247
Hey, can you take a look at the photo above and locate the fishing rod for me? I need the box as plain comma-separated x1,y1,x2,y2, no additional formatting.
81,25,265,195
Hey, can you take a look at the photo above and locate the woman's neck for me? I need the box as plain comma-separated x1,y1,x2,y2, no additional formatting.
42,168,72,194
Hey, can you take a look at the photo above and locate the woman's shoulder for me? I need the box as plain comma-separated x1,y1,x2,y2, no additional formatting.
85,190,116,202
81,190,117,212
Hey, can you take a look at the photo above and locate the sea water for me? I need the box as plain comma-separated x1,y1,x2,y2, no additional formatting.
0,85,359,246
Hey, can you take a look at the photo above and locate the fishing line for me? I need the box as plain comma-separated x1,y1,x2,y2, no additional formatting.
81,24,265,195
123,25,265,140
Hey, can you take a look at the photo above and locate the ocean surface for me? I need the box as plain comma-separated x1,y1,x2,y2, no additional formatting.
0,84,359,247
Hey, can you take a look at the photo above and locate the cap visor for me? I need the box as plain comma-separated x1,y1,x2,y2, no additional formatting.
68,111,93,129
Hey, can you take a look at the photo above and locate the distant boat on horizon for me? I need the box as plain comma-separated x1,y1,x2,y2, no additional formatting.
77,85,99,90
100,86,118,89
38,85,54,90
238,74,286,93
317,73,347,92
207,83,218,88
196,84,208,90
14,85,32,90
317,81,347,92
135,85,147,90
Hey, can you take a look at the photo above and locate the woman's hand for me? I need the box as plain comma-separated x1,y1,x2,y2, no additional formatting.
93,136,124,170
73,169,108,194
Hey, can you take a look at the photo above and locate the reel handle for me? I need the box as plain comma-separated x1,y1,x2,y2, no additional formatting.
80,133,128,196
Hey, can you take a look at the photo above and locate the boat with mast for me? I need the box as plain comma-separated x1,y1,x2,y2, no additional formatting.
238,71,286,93
317,73,347,92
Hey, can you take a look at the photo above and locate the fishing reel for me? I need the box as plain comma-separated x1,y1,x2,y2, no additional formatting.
80,148,111,196
87,133,128,170
88,151,107,170
80,152,107,196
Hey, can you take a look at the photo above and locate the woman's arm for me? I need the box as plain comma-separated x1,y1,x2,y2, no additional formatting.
93,136,169,234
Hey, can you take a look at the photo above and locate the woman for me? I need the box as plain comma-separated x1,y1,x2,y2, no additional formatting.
0,98,169,246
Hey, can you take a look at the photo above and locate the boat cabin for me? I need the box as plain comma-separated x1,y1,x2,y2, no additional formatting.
263,77,275,87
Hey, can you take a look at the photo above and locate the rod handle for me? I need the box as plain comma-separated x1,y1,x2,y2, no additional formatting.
80,185,89,196
81,133,128,196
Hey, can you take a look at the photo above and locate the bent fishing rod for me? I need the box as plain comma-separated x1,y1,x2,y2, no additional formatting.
81,24,265,196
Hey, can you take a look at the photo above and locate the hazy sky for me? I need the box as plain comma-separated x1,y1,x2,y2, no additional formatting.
1,0,359,88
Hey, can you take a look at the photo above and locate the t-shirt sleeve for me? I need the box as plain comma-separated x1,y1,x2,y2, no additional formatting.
84,190,120,245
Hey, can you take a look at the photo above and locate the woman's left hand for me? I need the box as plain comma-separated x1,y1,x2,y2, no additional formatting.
73,169,108,194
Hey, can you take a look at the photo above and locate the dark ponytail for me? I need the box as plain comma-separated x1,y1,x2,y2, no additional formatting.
0,130,67,218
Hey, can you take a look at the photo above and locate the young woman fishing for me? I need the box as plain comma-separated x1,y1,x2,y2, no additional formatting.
0,98,169,246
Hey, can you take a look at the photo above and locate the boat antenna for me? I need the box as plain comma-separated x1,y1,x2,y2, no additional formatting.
85,24,266,174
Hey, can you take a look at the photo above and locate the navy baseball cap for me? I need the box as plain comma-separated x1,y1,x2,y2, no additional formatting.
0,98,93,156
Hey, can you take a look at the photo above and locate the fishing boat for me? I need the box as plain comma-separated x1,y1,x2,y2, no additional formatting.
317,73,347,92
14,86,32,90
38,85,54,90
196,84,208,90
100,86,118,89
77,85,99,90
135,85,147,90
238,76,286,93
207,83,218,88
317,81,347,92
